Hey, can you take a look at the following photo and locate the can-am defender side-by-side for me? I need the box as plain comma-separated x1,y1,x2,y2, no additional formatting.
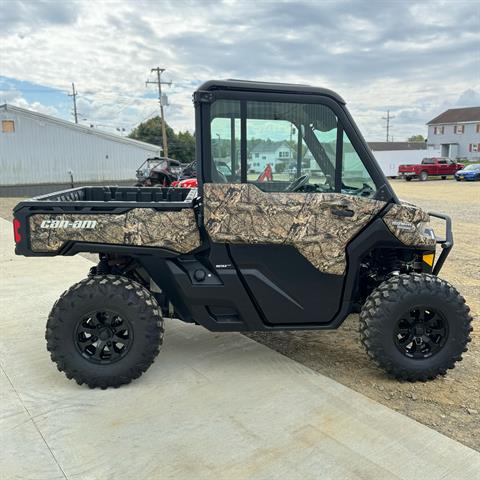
13,80,472,388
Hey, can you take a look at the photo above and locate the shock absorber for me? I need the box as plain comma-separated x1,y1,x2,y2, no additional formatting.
96,256,110,275
88,256,110,277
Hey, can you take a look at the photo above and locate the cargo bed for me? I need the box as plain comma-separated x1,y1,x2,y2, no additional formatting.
13,186,200,257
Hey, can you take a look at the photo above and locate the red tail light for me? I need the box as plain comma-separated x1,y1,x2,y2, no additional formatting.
13,218,21,243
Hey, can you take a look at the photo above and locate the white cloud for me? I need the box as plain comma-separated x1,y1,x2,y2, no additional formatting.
0,89,59,116
0,0,478,140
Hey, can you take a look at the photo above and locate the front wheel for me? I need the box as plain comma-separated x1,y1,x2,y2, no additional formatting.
405,176,412,182
46,275,164,388
419,171,428,181
441,176,447,180
359,274,472,381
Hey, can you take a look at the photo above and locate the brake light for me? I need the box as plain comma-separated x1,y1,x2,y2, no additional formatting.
13,218,21,243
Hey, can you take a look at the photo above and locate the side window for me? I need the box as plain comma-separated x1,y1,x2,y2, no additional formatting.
209,98,378,197
342,131,377,196
210,100,241,182
246,101,337,192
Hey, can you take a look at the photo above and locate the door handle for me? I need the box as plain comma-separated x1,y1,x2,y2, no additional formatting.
331,208,354,217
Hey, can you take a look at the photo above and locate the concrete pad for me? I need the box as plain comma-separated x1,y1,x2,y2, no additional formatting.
1,217,479,479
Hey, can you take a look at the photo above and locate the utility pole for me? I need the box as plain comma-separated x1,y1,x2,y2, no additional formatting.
68,83,78,124
146,67,171,157
382,110,395,142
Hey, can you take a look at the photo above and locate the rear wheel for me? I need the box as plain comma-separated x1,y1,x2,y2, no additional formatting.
441,176,447,180
360,274,472,381
46,275,164,388
405,177,412,182
419,171,428,181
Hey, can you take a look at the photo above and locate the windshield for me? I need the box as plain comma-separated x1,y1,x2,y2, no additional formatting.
464,164,480,171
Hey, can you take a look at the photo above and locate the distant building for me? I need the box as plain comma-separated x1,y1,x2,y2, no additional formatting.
427,106,480,160
0,104,161,195
368,142,440,178
249,141,293,172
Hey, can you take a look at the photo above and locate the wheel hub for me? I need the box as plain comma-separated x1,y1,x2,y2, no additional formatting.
74,310,133,364
97,327,112,341
394,306,448,359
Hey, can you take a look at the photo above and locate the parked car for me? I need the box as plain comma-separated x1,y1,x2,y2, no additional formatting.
398,157,464,181
455,164,480,181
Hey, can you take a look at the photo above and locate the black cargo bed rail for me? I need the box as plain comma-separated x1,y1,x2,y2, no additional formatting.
13,185,197,211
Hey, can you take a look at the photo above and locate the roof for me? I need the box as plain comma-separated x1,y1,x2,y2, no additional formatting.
427,106,480,125
368,142,427,151
197,79,345,104
0,104,160,152
251,141,292,154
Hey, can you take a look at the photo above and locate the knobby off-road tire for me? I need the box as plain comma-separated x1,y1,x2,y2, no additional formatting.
359,273,472,381
46,275,164,389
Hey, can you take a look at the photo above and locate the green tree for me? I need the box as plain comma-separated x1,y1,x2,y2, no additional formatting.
407,134,425,142
129,116,195,163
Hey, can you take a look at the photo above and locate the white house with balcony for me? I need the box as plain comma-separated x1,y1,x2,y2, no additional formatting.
427,106,480,160
249,141,294,173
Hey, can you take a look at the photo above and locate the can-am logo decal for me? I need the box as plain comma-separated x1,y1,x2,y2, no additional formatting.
40,219,97,229
391,220,415,231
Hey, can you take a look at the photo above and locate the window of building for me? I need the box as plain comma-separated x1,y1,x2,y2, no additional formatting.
434,126,444,135
2,120,15,133
469,144,480,153
454,125,464,134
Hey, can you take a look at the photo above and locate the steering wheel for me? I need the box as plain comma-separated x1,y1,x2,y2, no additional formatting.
355,183,375,197
286,174,310,192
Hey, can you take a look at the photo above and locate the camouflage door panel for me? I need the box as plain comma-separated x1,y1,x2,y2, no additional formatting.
203,183,385,275
29,208,201,253
383,203,436,248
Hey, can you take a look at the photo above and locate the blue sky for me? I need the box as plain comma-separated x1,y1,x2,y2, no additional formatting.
0,0,479,140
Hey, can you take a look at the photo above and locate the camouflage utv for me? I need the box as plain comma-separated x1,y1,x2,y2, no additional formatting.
13,80,472,388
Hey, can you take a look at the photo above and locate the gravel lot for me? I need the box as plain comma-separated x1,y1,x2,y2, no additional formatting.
1,178,479,450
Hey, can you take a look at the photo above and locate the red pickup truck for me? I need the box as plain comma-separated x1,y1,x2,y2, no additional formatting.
398,157,464,181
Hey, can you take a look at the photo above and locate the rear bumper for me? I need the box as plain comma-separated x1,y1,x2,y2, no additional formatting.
428,211,453,275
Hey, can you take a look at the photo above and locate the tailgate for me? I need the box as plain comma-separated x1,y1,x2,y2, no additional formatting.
398,165,417,172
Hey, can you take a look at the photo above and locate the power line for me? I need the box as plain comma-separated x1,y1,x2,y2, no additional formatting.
146,67,171,157
382,110,395,142
68,82,78,124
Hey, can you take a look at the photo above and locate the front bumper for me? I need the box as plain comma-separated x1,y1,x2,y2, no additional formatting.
455,174,479,181
428,211,453,275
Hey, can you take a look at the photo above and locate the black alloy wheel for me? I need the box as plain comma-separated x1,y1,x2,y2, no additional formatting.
75,310,133,364
393,306,448,359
